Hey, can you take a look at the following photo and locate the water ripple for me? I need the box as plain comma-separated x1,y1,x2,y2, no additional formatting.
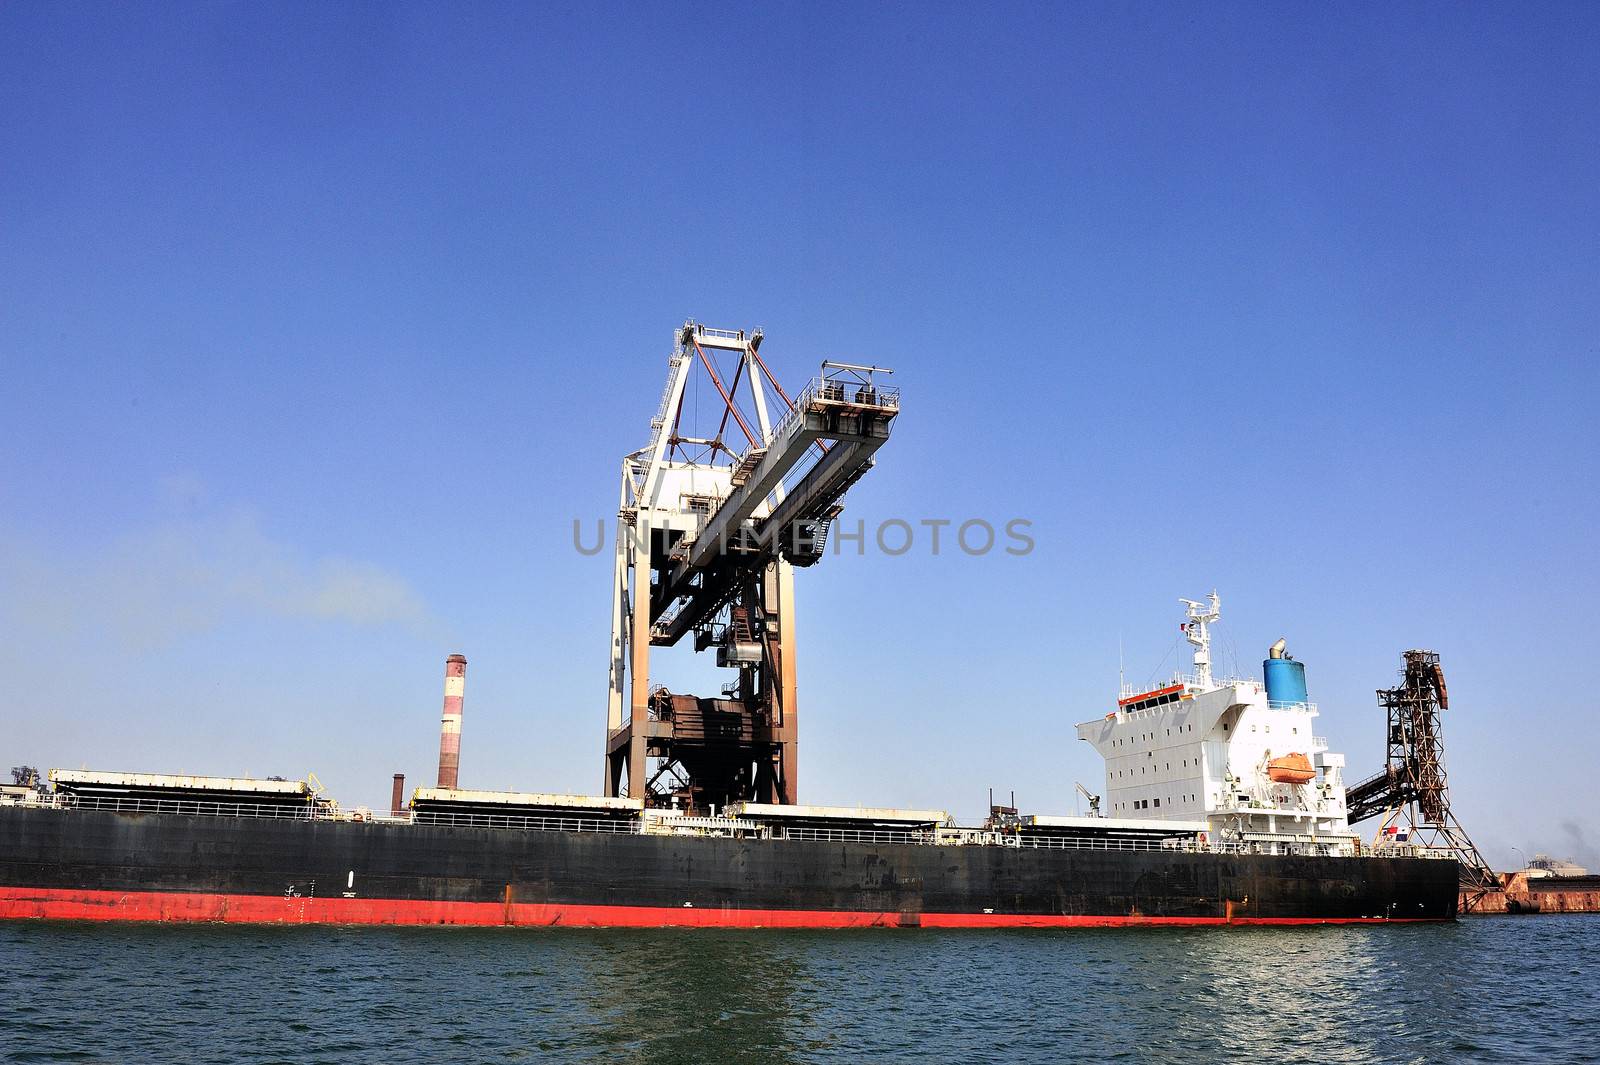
1,917,1597,1064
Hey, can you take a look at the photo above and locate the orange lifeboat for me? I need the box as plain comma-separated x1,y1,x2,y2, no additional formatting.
1267,752,1316,785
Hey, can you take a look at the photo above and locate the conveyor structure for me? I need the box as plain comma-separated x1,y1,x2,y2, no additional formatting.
604,321,899,811
1345,650,1499,906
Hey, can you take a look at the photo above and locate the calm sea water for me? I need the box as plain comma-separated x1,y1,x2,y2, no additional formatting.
2,916,1596,1064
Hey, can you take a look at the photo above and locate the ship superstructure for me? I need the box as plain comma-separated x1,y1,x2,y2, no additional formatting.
1076,593,1357,856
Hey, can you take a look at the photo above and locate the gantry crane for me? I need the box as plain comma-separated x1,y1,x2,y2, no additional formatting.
603,321,899,811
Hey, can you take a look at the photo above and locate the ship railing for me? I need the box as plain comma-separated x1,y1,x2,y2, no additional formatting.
778,826,937,846
1369,842,1460,861
1167,674,1265,694
41,793,651,836
775,829,1276,854
48,794,336,821
765,825,1361,856
410,810,641,834
1014,836,1355,857
1181,840,1349,857
1014,836,1189,853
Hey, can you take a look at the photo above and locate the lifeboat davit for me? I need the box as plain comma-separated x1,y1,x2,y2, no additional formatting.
1267,752,1316,785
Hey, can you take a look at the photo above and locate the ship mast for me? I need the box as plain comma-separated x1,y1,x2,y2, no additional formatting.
1179,591,1221,688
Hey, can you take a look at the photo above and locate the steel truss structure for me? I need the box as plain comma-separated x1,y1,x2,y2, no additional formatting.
1346,650,1499,906
604,321,899,811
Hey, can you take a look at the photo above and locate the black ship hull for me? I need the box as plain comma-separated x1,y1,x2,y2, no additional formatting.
0,808,1457,927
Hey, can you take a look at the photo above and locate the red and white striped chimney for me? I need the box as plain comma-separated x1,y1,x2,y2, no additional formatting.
436,653,467,789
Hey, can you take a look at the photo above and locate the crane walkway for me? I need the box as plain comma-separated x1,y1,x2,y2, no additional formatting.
650,369,898,645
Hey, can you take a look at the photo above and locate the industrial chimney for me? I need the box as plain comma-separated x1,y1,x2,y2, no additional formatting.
436,653,467,789
390,773,406,816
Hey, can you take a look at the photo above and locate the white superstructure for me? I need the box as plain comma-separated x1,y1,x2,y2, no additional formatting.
1076,593,1359,856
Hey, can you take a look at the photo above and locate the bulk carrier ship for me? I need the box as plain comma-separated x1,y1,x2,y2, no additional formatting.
0,322,1459,927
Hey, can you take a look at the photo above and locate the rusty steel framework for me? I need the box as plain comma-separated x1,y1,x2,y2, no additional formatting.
1346,650,1498,905
603,321,898,812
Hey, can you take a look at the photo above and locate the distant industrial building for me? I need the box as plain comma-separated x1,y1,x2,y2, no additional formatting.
1521,854,1588,878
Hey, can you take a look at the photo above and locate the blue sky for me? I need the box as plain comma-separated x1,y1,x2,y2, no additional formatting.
2,3,1596,870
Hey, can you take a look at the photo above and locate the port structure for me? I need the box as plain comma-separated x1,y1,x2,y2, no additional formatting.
1346,650,1499,906
604,321,898,811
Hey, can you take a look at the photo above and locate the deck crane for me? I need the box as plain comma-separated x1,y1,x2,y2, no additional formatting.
1075,782,1102,817
603,321,899,812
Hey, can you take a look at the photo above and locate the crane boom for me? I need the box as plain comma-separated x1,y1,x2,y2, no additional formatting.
604,321,899,812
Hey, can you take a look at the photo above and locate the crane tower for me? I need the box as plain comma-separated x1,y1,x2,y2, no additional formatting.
1345,649,1499,906
604,321,899,811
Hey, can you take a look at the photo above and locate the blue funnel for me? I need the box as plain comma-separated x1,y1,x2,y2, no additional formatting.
1264,657,1308,707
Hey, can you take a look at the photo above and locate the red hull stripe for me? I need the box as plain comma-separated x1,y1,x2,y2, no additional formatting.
0,887,1443,928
